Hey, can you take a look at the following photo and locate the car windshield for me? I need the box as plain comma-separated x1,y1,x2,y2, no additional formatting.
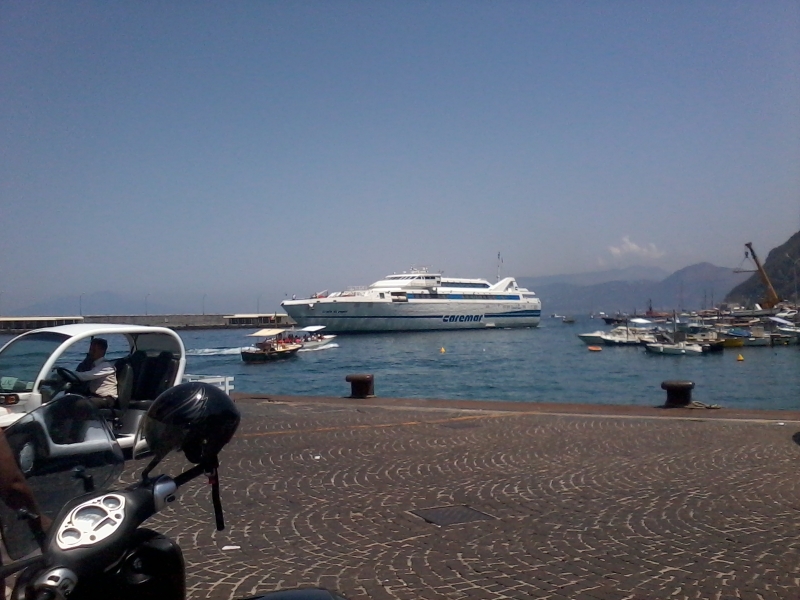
0,332,69,393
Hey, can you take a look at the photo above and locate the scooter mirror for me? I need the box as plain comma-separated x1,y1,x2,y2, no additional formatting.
0,395,124,559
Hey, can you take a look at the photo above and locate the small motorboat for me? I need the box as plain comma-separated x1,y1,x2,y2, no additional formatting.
645,341,704,356
577,330,608,345
241,328,302,363
297,325,338,350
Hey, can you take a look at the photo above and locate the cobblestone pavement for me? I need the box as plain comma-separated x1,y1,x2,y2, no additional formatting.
137,395,800,600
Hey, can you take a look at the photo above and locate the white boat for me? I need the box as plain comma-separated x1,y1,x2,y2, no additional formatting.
770,317,800,342
601,329,657,346
281,269,542,332
297,325,337,350
578,323,657,346
645,341,704,356
577,330,608,345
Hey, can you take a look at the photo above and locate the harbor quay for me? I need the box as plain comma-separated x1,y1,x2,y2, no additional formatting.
143,394,800,600
0,313,295,334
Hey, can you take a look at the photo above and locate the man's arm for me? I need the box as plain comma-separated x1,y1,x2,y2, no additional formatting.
76,354,93,372
74,361,115,382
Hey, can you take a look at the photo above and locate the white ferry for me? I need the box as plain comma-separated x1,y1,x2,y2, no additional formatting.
281,270,542,332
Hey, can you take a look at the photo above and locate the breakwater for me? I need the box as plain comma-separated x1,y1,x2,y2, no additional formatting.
0,313,295,334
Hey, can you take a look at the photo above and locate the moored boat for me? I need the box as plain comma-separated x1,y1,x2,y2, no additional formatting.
769,317,800,344
742,336,771,347
720,337,745,348
602,330,657,346
603,319,659,345
577,322,659,346
577,330,608,345
645,341,704,356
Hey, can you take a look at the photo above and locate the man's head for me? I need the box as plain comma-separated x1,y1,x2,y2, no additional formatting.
89,338,108,360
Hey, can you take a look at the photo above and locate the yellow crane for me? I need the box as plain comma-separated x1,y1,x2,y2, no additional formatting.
744,242,780,309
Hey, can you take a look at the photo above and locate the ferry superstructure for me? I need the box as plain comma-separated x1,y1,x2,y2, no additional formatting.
281,271,541,332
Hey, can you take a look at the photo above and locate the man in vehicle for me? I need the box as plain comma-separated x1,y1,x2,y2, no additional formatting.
75,338,118,410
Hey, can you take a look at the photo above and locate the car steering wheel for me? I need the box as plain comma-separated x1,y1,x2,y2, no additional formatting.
55,367,83,386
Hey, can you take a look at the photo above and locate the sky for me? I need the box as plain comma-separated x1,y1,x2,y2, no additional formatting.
2,1,799,315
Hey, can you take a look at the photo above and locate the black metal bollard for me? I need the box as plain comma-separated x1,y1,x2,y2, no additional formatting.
346,374,375,399
661,380,695,407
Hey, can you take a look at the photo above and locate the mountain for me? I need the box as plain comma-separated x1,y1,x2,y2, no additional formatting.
521,263,749,314
11,291,180,317
725,230,800,306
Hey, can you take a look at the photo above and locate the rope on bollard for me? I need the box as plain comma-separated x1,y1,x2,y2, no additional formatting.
684,400,722,409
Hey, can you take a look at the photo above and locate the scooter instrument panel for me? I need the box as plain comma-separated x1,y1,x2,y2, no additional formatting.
56,494,127,550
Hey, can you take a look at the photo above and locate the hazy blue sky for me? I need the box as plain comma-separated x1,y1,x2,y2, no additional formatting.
2,1,799,315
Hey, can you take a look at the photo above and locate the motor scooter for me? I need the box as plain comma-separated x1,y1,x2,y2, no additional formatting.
0,388,347,600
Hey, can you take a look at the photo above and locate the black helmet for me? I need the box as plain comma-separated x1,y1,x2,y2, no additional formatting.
135,382,240,470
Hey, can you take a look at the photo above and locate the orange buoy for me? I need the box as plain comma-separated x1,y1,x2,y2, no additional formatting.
588,346,602,352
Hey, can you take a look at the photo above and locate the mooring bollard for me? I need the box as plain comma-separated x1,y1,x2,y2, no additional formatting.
346,374,375,398
661,380,695,407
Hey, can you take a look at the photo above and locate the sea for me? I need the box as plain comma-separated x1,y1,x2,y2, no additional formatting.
178,316,799,411
2,317,798,411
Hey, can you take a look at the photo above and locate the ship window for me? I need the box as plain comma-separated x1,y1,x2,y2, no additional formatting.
379,293,385,299
441,282,490,289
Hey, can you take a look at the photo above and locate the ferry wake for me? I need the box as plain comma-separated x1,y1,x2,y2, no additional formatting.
281,270,542,333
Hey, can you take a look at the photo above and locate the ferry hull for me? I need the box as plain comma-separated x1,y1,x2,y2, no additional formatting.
282,300,541,332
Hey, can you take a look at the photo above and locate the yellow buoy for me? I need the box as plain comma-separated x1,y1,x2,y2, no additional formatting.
440,347,446,353
737,354,744,361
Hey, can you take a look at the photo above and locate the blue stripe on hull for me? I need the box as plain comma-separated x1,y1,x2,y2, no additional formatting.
286,311,541,321
282,307,541,332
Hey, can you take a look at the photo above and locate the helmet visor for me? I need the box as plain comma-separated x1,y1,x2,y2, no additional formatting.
133,413,187,462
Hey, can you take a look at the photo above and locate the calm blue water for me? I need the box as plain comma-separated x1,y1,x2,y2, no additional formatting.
177,317,799,411
2,318,797,410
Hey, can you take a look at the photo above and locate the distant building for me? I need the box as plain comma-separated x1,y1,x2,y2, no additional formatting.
223,313,295,327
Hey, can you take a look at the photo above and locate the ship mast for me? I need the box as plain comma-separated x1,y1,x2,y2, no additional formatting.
496,252,503,282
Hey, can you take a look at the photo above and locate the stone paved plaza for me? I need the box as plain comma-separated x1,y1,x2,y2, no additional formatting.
141,395,800,600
